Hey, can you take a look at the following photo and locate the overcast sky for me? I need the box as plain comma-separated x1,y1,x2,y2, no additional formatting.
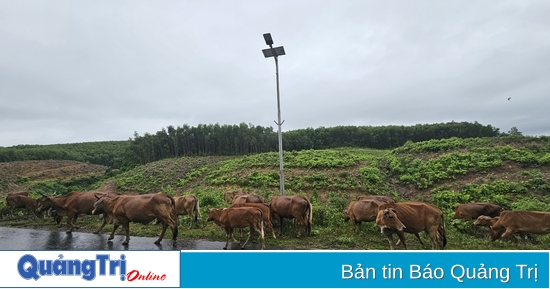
1,1,549,147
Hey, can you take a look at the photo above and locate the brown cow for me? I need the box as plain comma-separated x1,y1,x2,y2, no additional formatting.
232,194,263,205
269,195,312,237
224,190,247,204
452,202,501,221
230,202,277,239
174,195,202,229
344,200,383,231
36,191,120,234
376,202,446,250
473,215,500,227
345,199,424,245
207,207,265,250
92,193,178,245
357,195,396,204
488,210,550,241
6,193,38,216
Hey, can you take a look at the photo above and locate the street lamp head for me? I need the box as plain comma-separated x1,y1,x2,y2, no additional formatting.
263,33,274,46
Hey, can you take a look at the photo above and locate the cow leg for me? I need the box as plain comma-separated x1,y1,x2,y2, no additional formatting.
155,222,168,244
268,220,277,239
396,231,407,249
108,224,119,240
122,222,131,245
94,218,108,234
224,228,232,250
65,212,77,233
277,216,284,236
500,228,517,241
240,225,254,249
188,211,194,229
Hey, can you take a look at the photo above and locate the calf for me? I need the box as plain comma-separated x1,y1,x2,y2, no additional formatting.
488,210,550,241
174,195,202,229
224,190,247,204
6,193,39,217
232,194,263,204
473,215,499,227
230,202,277,239
452,202,501,221
376,202,446,250
207,207,265,250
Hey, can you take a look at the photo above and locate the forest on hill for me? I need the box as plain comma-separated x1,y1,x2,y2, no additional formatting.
0,121,501,171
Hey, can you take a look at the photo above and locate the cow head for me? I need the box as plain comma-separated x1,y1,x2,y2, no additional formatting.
35,193,53,214
488,225,505,241
376,208,406,232
473,215,498,227
343,209,350,222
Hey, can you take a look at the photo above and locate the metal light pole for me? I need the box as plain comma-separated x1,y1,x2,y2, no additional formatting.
262,33,286,196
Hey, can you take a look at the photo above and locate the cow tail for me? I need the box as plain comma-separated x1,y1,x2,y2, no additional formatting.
168,195,179,238
438,214,447,249
307,198,313,236
194,196,202,221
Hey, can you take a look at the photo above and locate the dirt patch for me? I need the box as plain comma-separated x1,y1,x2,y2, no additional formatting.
0,160,107,197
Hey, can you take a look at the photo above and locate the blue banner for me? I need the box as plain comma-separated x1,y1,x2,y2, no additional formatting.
180,251,549,288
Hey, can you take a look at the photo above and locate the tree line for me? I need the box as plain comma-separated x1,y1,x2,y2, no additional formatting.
0,121,501,169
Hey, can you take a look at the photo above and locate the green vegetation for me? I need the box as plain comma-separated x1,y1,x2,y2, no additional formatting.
2,135,550,250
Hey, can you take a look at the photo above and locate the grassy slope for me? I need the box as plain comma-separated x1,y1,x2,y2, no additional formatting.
1,137,550,250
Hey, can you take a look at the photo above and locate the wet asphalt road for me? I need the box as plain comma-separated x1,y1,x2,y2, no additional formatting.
0,227,278,250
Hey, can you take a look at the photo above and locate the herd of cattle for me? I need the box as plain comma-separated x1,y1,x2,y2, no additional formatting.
3,190,549,250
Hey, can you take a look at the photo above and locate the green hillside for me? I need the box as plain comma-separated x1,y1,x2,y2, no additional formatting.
2,136,550,250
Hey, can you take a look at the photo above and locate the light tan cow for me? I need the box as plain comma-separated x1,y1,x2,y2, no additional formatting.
174,195,202,229
207,207,265,250
376,202,446,250
488,210,550,241
230,202,276,239
232,194,263,204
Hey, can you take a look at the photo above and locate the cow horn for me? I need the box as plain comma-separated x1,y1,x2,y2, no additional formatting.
390,208,397,213
39,192,47,197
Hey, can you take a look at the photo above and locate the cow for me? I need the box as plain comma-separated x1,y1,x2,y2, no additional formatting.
375,202,446,250
174,195,202,229
92,193,178,245
36,191,120,234
5,193,39,217
345,199,424,245
207,207,265,250
357,195,396,204
224,190,247,204
269,195,312,237
230,202,277,239
473,215,500,227
488,210,550,241
232,194,263,205
452,202,502,221
344,200,383,231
